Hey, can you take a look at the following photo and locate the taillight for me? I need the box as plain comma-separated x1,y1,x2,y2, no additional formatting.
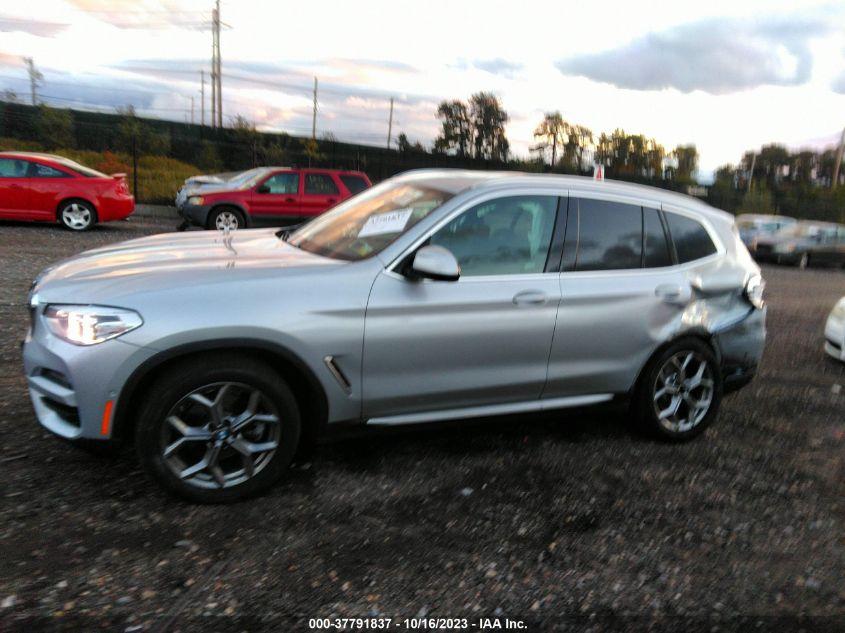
744,274,765,309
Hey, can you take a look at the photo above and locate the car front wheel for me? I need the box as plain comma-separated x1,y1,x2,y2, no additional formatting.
135,354,301,503
208,207,245,231
59,200,96,231
633,338,722,441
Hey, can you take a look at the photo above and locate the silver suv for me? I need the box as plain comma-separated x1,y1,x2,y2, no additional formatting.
23,170,766,502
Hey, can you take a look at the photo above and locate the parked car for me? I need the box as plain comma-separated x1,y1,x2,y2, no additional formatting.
735,213,796,253
177,167,372,230
0,151,134,230
23,170,766,502
800,226,845,268
754,221,844,268
175,167,265,208
825,297,845,362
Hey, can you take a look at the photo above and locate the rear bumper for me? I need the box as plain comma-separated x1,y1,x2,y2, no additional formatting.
99,195,135,222
713,306,767,394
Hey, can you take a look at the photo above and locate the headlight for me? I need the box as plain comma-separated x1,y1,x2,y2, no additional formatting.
43,305,143,345
744,274,765,309
187,195,204,205
831,298,845,320
774,242,796,253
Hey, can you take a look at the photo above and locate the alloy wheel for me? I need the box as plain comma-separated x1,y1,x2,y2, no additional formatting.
160,382,281,490
652,351,715,433
215,211,240,231
61,203,92,230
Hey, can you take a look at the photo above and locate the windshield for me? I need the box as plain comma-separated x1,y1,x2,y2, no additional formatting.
63,161,107,178
237,168,273,190
288,181,453,261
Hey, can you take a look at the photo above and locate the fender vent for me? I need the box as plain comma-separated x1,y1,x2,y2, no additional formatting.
323,356,351,394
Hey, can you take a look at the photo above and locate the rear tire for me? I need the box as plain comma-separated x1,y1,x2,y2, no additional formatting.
798,252,809,269
59,199,96,231
135,353,301,503
207,207,245,231
632,338,722,441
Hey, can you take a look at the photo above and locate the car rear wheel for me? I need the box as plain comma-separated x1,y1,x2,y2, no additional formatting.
798,252,809,269
208,207,245,231
633,338,722,441
59,200,96,231
135,354,301,503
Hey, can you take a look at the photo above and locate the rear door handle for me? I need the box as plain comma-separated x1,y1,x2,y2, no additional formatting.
655,283,692,304
327,198,337,204
513,290,548,306
284,197,296,203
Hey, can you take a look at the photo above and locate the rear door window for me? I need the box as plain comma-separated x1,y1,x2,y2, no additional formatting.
305,173,340,195
30,162,68,178
339,174,369,194
643,207,672,267
665,212,717,263
573,198,642,271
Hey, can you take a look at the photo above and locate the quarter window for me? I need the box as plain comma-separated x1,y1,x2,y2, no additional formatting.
305,173,340,195
261,172,299,194
665,212,717,263
340,174,369,194
643,207,672,267
430,195,557,276
30,163,67,178
574,198,642,271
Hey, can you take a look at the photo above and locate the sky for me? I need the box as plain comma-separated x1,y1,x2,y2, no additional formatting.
1,0,844,181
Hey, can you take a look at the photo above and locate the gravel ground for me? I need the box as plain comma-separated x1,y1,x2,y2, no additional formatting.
0,218,844,632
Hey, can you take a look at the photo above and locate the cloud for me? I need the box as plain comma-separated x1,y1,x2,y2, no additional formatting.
556,15,831,94
833,70,845,94
66,0,208,30
473,58,524,78
0,16,68,37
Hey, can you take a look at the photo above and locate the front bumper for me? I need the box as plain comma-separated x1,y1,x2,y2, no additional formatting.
824,312,845,362
22,308,156,441
178,203,213,227
713,306,767,394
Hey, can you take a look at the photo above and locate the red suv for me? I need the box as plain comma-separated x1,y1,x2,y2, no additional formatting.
0,152,134,231
177,167,372,230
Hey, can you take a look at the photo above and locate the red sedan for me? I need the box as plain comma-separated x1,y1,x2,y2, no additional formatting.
0,151,134,231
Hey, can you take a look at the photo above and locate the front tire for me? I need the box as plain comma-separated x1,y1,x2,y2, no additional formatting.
59,200,96,231
633,338,722,441
207,206,245,231
135,354,301,503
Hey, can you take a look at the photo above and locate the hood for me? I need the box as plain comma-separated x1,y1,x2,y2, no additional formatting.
33,228,341,302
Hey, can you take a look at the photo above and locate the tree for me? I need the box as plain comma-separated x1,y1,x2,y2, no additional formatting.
672,145,699,183
2,89,19,103
434,100,472,157
34,105,74,149
468,92,509,161
116,105,170,156
302,138,323,166
563,124,593,172
533,112,566,166
397,133,424,153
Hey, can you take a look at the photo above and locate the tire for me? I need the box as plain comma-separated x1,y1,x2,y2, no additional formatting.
58,199,97,231
135,353,301,503
798,252,809,269
632,338,722,441
207,206,245,231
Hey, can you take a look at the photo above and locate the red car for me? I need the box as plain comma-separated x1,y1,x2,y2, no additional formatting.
177,167,372,230
0,152,134,231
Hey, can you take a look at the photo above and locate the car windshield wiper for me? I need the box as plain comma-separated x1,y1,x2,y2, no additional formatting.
275,223,302,241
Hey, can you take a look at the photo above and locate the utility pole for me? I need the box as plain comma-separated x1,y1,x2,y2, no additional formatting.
23,57,42,105
190,96,195,125
210,46,216,128
214,0,222,128
747,152,756,192
832,126,845,189
311,76,318,140
200,70,205,126
386,97,394,150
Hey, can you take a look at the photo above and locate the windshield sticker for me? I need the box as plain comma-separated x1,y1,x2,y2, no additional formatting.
357,208,414,238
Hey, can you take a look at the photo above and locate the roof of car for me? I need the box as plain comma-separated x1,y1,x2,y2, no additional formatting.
393,169,734,223
0,151,66,161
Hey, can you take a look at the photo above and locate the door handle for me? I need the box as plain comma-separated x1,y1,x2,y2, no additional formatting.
654,283,692,304
513,290,547,305
284,197,296,203
327,198,337,204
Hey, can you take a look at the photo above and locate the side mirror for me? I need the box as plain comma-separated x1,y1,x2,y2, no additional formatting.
409,245,460,282
257,184,271,194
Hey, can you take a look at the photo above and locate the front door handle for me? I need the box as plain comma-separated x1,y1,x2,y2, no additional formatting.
513,290,548,306
655,283,692,305
284,197,296,203
327,198,337,204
